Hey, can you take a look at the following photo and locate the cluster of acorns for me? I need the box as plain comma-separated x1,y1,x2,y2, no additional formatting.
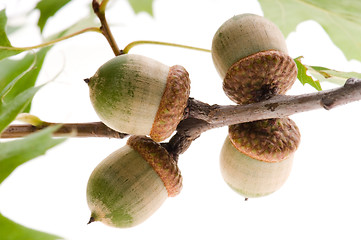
85,13,301,228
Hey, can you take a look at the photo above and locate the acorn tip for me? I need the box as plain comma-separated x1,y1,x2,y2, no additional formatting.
87,216,95,225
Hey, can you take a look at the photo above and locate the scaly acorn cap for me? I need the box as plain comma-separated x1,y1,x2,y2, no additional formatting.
86,136,182,228
150,65,190,141
220,118,301,198
87,54,190,142
127,135,182,197
229,118,301,163
223,50,297,104
211,14,297,104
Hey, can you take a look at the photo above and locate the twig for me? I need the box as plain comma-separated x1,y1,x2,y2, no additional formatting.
92,0,121,56
2,78,361,156
0,27,101,51
122,40,211,54
191,78,361,127
1,122,128,139
166,78,361,155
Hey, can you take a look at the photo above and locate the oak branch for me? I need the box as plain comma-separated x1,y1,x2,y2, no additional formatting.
2,78,361,157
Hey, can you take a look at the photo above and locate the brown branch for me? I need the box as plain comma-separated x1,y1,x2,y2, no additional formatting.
2,78,361,157
1,122,128,139
193,78,361,127
166,78,361,155
92,0,121,56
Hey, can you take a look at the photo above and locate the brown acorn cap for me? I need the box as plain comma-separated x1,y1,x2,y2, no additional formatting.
229,118,301,163
127,135,182,197
223,50,297,104
150,65,190,142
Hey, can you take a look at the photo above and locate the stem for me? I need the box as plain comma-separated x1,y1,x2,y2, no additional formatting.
122,40,211,54
0,27,101,51
2,78,361,144
1,122,128,139
166,78,361,155
92,0,121,56
99,0,110,13
203,78,361,126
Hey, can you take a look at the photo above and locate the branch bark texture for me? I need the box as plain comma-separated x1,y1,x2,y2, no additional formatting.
2,78,361,156
1,122,128,139
166,78,361,155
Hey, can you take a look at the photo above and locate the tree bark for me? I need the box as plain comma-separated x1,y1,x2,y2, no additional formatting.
2,78,361,157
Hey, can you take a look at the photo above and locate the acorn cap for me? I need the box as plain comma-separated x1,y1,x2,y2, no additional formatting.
127,135,182,197
150,65,190,142
223,50,297,104
228,118,301,163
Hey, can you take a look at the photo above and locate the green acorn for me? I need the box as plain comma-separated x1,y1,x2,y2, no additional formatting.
86,136,182,228
211,13,297,104
86,54,190,142
220,118,301,198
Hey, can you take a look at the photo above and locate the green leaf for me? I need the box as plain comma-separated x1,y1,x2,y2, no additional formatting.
0,125,66,184
35,0,72,33
0,85,43,134
258,0,361,62
0,48,50,130
0,10,11,47
0,10,98,116
0,55,36,99
0,9,23,60
294,57,322,91
0,47,50,106
127,0,154,16
308,66,361,86
0,211,62,240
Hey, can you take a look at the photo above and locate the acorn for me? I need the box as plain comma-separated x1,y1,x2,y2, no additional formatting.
220,118,301,198
211,13,297,104
86,135,182,228
86,54,190,142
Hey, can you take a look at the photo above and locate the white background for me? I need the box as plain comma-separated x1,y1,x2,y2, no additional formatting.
1,0,361,239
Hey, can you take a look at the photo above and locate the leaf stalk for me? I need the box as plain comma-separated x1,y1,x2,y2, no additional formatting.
0,27,101,51
122,40,211,54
